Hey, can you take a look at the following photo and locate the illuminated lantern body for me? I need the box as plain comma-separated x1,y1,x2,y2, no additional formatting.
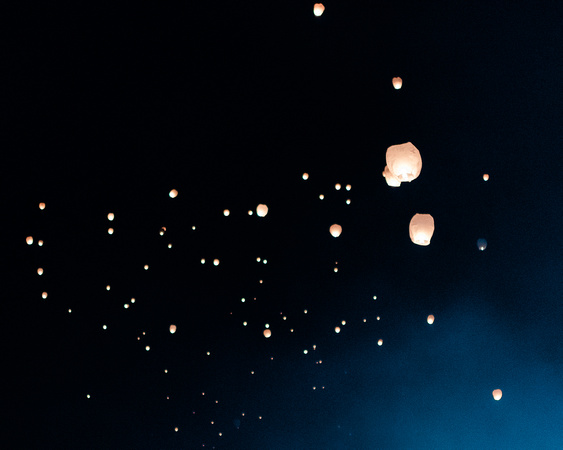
392,77,403,89
477,238,487,251
26,236,33,245
483,174,489,181
302,173,309,180
170,324,177,334
329,224,342,238
263,329,271,338
382,165,401,187
313,3,325,16
378,339,383,346
409,214,435,246
169,189,178,198
39,202,46,210
492,389,502,400
107,213,114,221
256,204,268,217
334,327,341,333
37,268,43,275
386,142,422,182
427,315,435,324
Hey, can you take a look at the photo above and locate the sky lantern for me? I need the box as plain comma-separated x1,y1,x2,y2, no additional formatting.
223,209,230,216
335,326,341,333
329,224,342,238
382,165,401,187
107,213,114,221
302,173,309,180
39,202,46,210
256,204,268,217
492,389,502,400
386,142,422,182
477,238,487,251
26,236,33,245
409,214,435,246
313,3,325,16
42,292,48,299
37,268,43,275
169,324,177,334
335,183,341,190
108,228,114,235
38,240,44,246
378,339,383,346
263,329,271,338
483,174,490,181
427,315,435,324
213,259,220,266
392,77,403,89
169,189,178,198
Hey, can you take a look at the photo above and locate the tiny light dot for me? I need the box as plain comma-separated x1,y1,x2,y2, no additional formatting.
169,189,178,198
124,304,129,309
168,243,172,248
427,315,435,324
223,209,230,216
303,349,308,354
213,259,220,266
263,259,267,264
373,296,377,300
38,240,43,246
39,202,46,210
290,329,294,332
241,298,246,303
265,323,270,328
334,267,338,272
483,174,490,181
131,298,135,303
144,265,149,270
145,346,150,351
42,292,48,299
346,184,351,191
377,316,380,320
302,173,309,180
335,183,341,190
26,236,33,245
283,316,287,320
107,213,114,221
103,325,107,330
201,258,205,264
174,427,178,432
335,327,341,333
159,227,166,236
106,285,110,291
108,228,114,234
363,318,367,322
243,321,247,326
319,194,324,200
378,339,383,346
86,394,90,399
164,369,168,373
206,351,210,356
346,199,351,205
304,309,308,314
192,226,196,230
68,309,72,313
256,257,261,262
37,268,43,275
341,320,346,325
248,210,253,215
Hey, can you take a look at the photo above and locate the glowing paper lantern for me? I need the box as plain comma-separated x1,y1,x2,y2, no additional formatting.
263,329,271,338
409,214,435,246
108,228,114,235
378,339,383,346
107,213,114,221
159,227,166,236
38,240,44,246
427,315,435,324
26,236,33,245
42,292,48,299
313,3,325,16
335,327,341,333
169,324,177,334
256,204,268,217
39,202,46,210
492,389,502,400
483,174,489,181
329,224,342,238
302,173,309,180
386,142,422,182
335,183,341,190
37,268,43,275
169,189,178,198
382,165,401,187
223,209,230,216
392,77,403,89
477,238,487,251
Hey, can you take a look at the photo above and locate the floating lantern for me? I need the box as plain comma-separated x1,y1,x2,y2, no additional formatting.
263,329,271,338
38,240,43,246
335,327,341,333
302,173,309,180
329,224,342,238
26,236,33,245
223,209,230,216
159,227,166,236
169,189,178,198
483,174,489,181
42,292,48,299
145,346,150,351
169,324,177,334
477,238,487,251
39,202,46,210
409,214,435,246
386,142,422,182
427,315,435,324
108,228,114,235
256,204,268,217
107,213,114,221
213,259,220,266
392,77,403,89
313,3,325,16
37,268,43,275
492,389,502,400
335,183,341,190
345,184,351,191
378,339,383,346
382,165,402,187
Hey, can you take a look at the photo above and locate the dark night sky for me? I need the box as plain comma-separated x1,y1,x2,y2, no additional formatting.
5,1,563,449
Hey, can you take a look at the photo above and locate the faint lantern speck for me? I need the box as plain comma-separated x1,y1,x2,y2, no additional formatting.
493,389,502,400
256,204,268,217
213,259,220,266
392,77,403,89
107,213,114,221
42,292,48,299
483,174,490,181
107,228,114,235
335,183,341,190
477,238,487,251
38,240,44,246
223,209,230,216
378,339,383,346
169,324,177,334
39,202,46,210
145,346,150,351
427,315,435,324
302,173,309,180
313,3,325,16
335,327,341,333
169,189,178,198
263,329,272,338
37,268,43,275
26,236,33,245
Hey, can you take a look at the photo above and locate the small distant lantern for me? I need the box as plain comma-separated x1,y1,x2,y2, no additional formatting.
335,327,341,333
313,3,325,16
263,329,271,338
107,213,114,221
169,189,178,198
42,292,48,299
159,227,166,236
492,389,502,401
108,228,114,235
409,214,435,246
329,224,342,238
302,173,309,180
382,165,402,187
335,183,341,190
345,184,351,191
38,240,44,246
378,339,383,346
483,174,490,181
392,77,403,89
427,315,435,324
169,324,177,334
386,142,422,182
477,238,487,251
26,236,33,245
213,259,220,266
145,346,150,351
223,209,230,216
256,204,268,217
39,202,46,210
37,268,43,275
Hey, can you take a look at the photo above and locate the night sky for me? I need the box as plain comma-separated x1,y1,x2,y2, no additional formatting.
6,2,563,449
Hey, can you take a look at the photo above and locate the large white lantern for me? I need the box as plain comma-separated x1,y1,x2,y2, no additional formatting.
256,204,268,217
329,224,342,238
382,165,401,187
409,214,435,246
386,142,422,182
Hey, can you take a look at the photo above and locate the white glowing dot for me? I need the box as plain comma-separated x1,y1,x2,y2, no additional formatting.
26,236,33,245
159,227,166,236
290,329,294,332
107,213,114,221
346,199,351,205
334,267,338,272
223,209,230,216
38,240,44,246
363,318,367,322
303,349,308,354
243,321,247,326
304,309,308,314
145,346,150,351
283,316,287,320
265,323,270,328
164,369,168,373
256,257,261,262
86,394,90,399
377,316,380,320
131,298,135,303
241,298,246,303
169,189,178,198
373,296,377,300
313,3,325,16
124,304,129,309
37,268,43,275
483,174,490,181
144,265,149,270
201,258,205,264
107,228,114,234
103,325,107,330
68,309,72,313
106,285,110,291
345,184,351,191
335,326,341,333
302,173,309,180
492,389,502,400
174,427,178,432
378,339,383,346
335,183,341,190
206,351,210,356
42,292,48,299
168,243,172,248
213,259,220,266
319,194,324,200
248,210,253,215
263,259,267,264
427,315,435,324
341,320,346,325
192,226,196,230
